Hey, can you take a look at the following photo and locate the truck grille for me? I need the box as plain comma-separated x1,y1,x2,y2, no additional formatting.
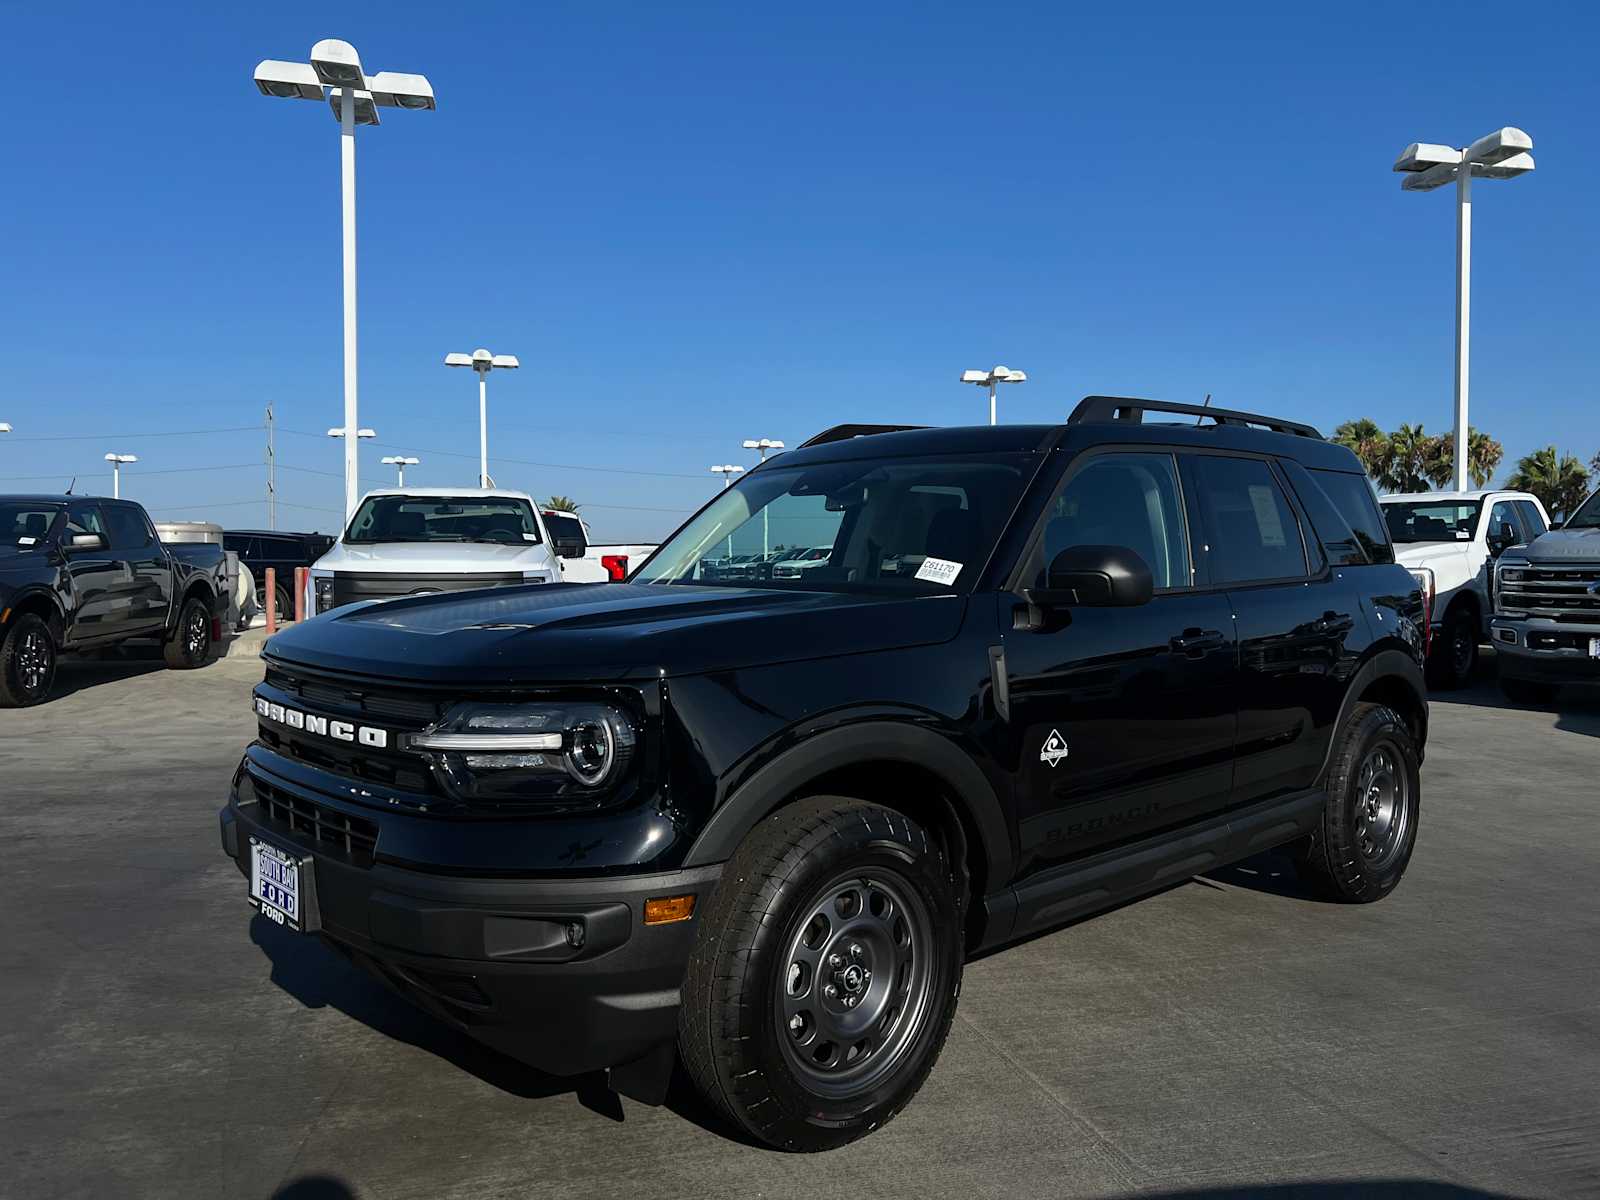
1499,564,1600,621
330,571,528,610
253,778,379,867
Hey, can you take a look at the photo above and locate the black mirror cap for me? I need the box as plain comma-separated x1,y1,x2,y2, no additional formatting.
1026,545,1154,608
553,537,585,559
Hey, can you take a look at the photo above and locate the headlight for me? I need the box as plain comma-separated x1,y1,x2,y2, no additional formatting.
405,701,637,804
314,576,335,613
1495,559,1531,615
1407,567,1434,610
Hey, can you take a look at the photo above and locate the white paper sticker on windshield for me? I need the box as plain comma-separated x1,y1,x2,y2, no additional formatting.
1247,485,1287,547
522,533,539,541
915,556,963,586
17,537,36,546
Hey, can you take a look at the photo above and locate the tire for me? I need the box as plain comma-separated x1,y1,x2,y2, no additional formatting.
1296,703,1420,904
275,583,293,625
1500,675,1557,706
0,613,58,707
679,796,964,1152
1426,604,1478,690
163,596,212,669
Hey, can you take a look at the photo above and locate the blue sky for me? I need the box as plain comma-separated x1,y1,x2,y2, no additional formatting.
3,1,1597,541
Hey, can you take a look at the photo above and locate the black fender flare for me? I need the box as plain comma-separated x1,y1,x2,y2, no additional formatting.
1,586,68,637
682,721,1014,889
1318,646,1428,779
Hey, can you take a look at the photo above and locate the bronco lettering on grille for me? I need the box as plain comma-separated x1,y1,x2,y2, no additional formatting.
254,696,389,749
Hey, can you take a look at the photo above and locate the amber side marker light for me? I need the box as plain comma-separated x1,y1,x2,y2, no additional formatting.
644,894,697,925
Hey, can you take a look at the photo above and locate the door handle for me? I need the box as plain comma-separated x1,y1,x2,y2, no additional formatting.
1170,628,1225,654
1311,612,1354,635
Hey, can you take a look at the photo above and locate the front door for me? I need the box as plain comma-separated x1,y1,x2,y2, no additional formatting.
60,502,124,643
1002,450,1239,871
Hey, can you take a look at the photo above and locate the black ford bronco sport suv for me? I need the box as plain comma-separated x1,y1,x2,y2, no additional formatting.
220,398,1427,1151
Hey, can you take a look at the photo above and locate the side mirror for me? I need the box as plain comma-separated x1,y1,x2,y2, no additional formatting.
1026,545,1154,609
1487,521,1518,555
552,535,585,559
68,532,107,552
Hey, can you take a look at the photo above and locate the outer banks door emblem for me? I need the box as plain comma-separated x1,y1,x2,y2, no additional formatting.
1040,729,1069,768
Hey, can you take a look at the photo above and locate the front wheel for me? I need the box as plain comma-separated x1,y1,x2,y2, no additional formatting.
1296,703,1421,903
163,596,213,669
0,613,58,707
679,796,963,1151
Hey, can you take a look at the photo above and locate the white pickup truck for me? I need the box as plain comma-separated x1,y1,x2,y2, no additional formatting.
1378,489,1551,688
538,509,655,584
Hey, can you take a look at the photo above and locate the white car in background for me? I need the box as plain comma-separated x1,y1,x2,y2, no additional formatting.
306,488,565,615
770,546,833,579
1378,489,1551,688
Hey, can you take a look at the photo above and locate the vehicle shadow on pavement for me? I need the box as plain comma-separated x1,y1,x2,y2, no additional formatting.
1125,1184,1521,1199
1195,848,1330,902
48,651,168,699
271,1176,357,1200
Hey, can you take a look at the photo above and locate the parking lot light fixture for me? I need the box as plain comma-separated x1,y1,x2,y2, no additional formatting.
0,422,11,434
742,439,786,554
446,349,520,487
327,427,376,439
1394,127,1535,491
960,366,1027,426
253,39,437,521
104,453,137,499
381,455,419,485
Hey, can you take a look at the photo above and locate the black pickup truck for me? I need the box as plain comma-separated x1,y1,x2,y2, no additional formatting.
220,399,1427,1151
0,495,228,705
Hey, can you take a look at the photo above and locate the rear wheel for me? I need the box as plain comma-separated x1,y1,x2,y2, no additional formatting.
1427,604,1478,690
1499,675,1557,706
274,582,293,625
679,796,963,1151
1296,703,1420,903
163,596,212,669
0,613,58,707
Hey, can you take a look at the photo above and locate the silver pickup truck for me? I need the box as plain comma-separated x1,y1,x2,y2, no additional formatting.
1490,487,1600,703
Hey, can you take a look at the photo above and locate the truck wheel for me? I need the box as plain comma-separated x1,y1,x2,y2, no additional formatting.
0,613,58,707
679,796,963,1152
274,583,293,625
1500,676,1557,706
163,596,212,669
1427,605,1478,690
1296,703,1420,903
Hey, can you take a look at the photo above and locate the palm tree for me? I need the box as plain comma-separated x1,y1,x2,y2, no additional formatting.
1423,427,1504,489
1331,419,1390,480
1380,423,1434,493
545,495,581,513
1507,446,1592,521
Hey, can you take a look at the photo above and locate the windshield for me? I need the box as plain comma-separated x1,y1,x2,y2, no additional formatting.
1381,500,1481,543
634,452,1036,592
1565,489,1600,530
0,503,60,552
344,496,541,545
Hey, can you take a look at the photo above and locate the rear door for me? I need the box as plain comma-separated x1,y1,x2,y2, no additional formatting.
1002,449,1239,866
1184,452,1360,805
103,503,170,632
60,502,123,642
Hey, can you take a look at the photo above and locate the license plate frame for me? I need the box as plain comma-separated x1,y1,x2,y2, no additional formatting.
249,836,320,934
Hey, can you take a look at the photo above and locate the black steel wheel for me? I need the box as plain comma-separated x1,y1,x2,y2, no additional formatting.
1296,702,1421,903
1428,604,1477,690
163,596,212,669
680,796,963,1151
0,613,58,707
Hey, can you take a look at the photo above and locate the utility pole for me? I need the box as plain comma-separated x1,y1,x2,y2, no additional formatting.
265,403,277,530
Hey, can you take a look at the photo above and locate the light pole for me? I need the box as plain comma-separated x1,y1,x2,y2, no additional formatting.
960,366,1027,426
742,438,785,555
381,455,419,486
1394,127,1535,492
254,40,437,520
445,349,520,487
105,453,137,499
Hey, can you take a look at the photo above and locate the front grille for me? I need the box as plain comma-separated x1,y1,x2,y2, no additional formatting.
253,778,379,867
330,571,528,610
264,666,444,725
1499,564,1600,620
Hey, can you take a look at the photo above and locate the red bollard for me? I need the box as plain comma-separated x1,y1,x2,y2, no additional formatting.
264,567,277,634
295,567,308,622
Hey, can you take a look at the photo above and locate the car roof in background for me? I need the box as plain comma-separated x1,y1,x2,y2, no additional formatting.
1381,490,1531,503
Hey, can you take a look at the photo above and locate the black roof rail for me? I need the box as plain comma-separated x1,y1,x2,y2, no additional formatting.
1068,396,1321,440
797,423,929,449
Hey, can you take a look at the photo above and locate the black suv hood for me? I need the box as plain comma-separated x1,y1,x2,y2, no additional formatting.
1521,526,1600,562
264,582,966,685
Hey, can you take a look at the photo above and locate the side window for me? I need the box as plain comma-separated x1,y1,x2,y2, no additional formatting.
1022,453,1190,590
1513,500,1547,540
104,505,155,551
1191,455,1308,584
1309,468,1394,564
64,503,107,541
1280,460,1364,566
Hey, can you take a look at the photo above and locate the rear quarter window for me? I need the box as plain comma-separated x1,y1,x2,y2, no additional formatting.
1310,468,1394,564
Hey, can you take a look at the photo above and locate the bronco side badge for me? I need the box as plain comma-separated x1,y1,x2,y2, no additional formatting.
1040,729,1069,768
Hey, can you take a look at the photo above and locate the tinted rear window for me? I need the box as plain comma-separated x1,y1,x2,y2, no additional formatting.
1312,469,1394,564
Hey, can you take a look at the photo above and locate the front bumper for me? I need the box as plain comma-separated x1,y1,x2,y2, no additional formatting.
1490,616,1600,684
220,770,720,1078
